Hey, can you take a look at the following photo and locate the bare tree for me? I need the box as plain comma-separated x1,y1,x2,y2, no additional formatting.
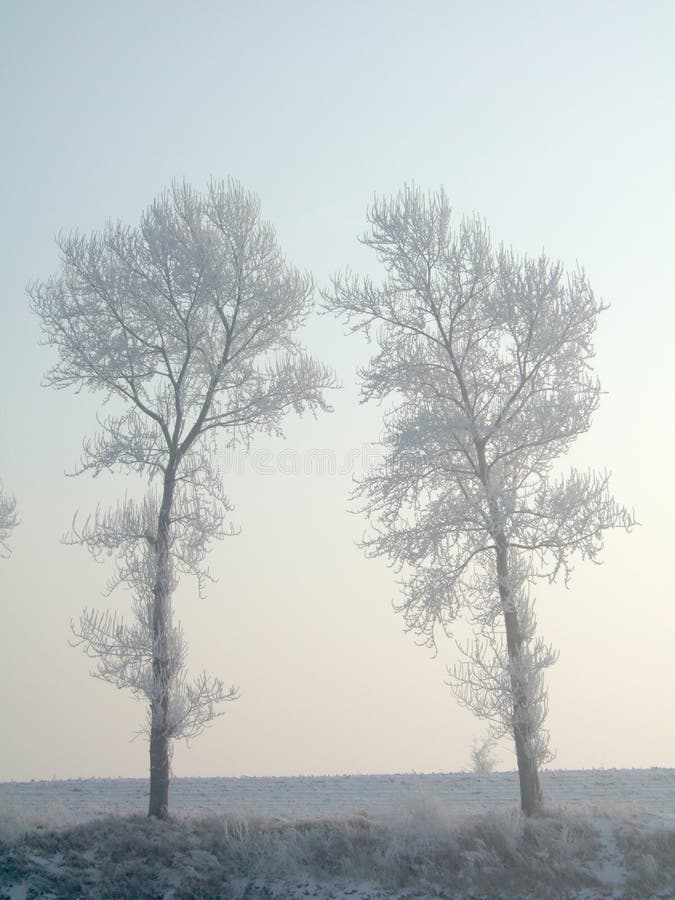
0,481,18,557
30,179,335,818
324,185,633,815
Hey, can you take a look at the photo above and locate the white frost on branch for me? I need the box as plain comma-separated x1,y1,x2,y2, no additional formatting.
73,600,238,742
0,481,18,558
68,485,239,742
324,185,634,813
30,179,335,814
449,578,559,768
469,732,498,774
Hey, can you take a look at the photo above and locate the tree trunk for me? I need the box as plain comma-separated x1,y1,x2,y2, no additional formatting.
147,469,176,819
478,449,542,816
512,722,542,816
148,697,170,818
496,536,543,817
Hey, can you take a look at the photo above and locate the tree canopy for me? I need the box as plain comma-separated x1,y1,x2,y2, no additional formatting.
30,179,335,816
324,185,633,813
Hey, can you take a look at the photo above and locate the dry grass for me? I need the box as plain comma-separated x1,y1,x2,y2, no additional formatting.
0,802,673,899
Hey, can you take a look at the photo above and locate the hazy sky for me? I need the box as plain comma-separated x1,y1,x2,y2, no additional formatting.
1,0,673,781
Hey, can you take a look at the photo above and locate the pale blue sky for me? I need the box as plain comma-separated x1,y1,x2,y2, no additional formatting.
1,0,673,780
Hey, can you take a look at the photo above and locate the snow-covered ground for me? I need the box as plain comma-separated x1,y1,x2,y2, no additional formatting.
2,768,674,825
1,769,673,898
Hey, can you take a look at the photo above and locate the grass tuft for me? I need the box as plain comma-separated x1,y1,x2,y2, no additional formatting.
0,804,673,899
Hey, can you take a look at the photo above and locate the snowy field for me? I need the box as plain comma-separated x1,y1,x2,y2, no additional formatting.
1,769,675,827
1,769,674,898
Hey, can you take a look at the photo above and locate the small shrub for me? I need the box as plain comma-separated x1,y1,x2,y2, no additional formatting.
469,735,499,775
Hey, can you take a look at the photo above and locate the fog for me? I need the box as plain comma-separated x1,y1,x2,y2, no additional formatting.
1,0,673,781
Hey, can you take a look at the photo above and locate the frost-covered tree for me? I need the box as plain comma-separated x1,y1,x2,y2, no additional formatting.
470,733,498,775
324,186,633,816
30,179,335,818
0,481,18,557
